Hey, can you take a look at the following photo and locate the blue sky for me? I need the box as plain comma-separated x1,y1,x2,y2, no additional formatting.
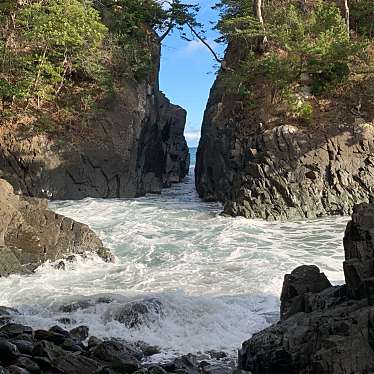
159,1,225,147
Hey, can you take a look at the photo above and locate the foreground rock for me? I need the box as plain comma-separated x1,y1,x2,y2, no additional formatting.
238,203,374,374
196,41,374,220
0,315,236,374
0,179,113,277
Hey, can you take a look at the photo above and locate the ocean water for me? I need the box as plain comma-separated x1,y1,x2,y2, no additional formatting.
0,147,348,359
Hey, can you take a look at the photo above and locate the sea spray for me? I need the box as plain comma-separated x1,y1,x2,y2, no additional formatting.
0,160,347,357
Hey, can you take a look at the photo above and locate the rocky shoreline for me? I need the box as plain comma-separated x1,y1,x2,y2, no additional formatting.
239,203,374,374
0,310,240,374
2,199,374,373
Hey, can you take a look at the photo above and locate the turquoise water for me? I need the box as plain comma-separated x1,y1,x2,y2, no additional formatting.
190,147,197,166
0,148,348,358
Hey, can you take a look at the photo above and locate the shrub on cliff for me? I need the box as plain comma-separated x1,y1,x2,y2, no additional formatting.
0,0,202,131
0,0,108,116
215,0,371,119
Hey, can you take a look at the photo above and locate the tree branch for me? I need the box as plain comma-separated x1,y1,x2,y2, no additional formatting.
185,22,223,64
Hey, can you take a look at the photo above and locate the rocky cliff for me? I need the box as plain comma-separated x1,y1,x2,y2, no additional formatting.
196,43,374,220
0,178,113,277
238,203,374,374
0,42,189,200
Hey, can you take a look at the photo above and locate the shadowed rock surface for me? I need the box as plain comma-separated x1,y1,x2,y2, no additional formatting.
0,178,113,277
0,40,189,200
238,203,374,374
196,41,374,220
0,315,238,374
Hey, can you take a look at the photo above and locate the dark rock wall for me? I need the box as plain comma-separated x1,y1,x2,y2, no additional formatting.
238,203,374,374
0,178,113,277
196,43,374,220
0,42,189,200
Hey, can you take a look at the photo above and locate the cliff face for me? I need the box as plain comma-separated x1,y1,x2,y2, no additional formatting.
238,203,374,374
0,179,113,277
196,43,374,220
0,42,189,200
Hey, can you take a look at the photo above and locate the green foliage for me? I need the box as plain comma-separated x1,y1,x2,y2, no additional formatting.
284,90,313,121
351,0,374,38
0,0,108,113
100,0,201,79
217,0,369,103
0,0,201,127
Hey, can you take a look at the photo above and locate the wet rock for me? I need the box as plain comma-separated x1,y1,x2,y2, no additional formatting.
7,366,30,374
92,340,142,362
31,356,53,372
238,204,374,374
0,179,114,277
111,299,164,328
135,341,160,357
0,247,26,278
13,335,33,343
133,369,149,374
201,366,233,374
0,324,32,338
0,307,18,317
15,357,40,374
171,354,199,374
148,366,167,374
10,340,33,355
69,325,89,342
52,353,103,374
54,261,66,271
110,358,141,374
49,325,70,337
280,265,332,320
61,338,85,353
34,328,66,345
0,339,19,365
88,336,102,349
32,340,65,361
57,318,77,326
59,300,93,313
65,255,77,263
206,351,228,360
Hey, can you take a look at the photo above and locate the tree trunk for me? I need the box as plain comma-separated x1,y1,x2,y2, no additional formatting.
253,0,267,50
343,0,350,38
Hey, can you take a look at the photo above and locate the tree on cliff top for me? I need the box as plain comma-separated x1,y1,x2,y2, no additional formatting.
214,0,371,120
101,0,223,64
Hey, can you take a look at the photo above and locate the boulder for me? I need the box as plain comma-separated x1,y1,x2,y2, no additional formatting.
92,340,142,362
238,203,374,374
280,265,331,320
0,340,19,365
110,299,164,328
0,324,32,338
14,357,39,374
69,326,89,342
0,179,114,277
51,354,103,374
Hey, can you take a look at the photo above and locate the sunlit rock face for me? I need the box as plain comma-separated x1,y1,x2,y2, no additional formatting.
196,41,374,220
238,203,374,374
0,178,113,277
0,38,189,200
